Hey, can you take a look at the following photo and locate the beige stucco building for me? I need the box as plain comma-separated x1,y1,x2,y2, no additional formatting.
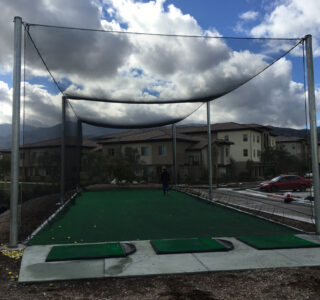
98,128,232,183
17,138,97,182
276,136,307,161
179,122,276,177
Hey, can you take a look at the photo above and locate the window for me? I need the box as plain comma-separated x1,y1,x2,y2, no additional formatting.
31,152,37,160
141,146,149,156
224,135,229,141
257,150,261,157
257,135,260,143
253,149,256,157
253,135,255,142
292,146,295,150
108,148,115,156
243,149,248,157
158,145,167,156
225,147,229,157
243,134,248,142
188,155,199,166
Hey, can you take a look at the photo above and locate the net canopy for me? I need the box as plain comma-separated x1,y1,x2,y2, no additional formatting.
19,21,315,239
24,23,303,128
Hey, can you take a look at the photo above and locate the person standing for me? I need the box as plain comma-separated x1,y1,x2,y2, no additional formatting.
160,168,170,195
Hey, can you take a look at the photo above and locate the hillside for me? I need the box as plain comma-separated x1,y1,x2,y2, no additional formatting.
0,123,315,150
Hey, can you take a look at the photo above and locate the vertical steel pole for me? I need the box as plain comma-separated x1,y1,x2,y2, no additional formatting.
305,34,320,233
207,101,213,200
60,96,66,204
9,16,22,248
172,124,177,185
76,120,82,188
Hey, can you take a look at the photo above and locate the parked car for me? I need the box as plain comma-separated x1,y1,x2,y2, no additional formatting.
259,175,312,193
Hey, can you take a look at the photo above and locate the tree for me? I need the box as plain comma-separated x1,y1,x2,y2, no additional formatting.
261,146,303,177
81,147,143,184
0,155,10,180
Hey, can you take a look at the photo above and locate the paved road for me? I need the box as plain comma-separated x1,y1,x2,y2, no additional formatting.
182,187,315,224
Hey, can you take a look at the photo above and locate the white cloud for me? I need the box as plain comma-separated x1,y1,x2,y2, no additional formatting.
23,82,61,127
239,11,259,21
186,57,311,128
251,0,320,55
0,0,315,130
0,81,12,124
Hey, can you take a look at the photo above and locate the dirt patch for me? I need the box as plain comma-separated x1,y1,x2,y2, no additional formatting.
1,192,320,299
0,193,60,243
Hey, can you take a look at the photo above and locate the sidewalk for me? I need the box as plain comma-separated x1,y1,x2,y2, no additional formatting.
19,234,320,282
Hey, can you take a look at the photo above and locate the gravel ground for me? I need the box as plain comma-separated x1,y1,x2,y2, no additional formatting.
1,191,320,299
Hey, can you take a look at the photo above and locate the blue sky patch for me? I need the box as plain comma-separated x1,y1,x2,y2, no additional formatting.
142,87,160,98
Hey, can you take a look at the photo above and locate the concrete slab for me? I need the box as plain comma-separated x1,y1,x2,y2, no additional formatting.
19,245,105,282
104,241,207,277
19,235,320,283
272,234,320,267
194,238,299,271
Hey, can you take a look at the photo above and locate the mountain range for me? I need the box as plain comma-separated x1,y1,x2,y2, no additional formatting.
0,123,316,150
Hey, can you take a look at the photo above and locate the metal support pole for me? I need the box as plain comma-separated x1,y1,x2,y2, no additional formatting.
172,124,177,185
305,34,320,233
76,120,82,188
207,101,213,200
60,96,66,204
9,16,22,248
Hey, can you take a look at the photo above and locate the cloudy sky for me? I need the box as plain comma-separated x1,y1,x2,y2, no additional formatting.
0,0,320,129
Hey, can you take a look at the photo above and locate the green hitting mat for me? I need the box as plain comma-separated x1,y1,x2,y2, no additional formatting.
237,234,320,250
150,237,233,254
46,242,136,262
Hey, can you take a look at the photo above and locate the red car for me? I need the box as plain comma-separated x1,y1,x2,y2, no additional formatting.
259,175,312,193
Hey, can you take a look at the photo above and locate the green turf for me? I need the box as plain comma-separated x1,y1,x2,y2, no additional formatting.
237,234,320,250
46,242,125,261
151,237,228,254
28,189,299,245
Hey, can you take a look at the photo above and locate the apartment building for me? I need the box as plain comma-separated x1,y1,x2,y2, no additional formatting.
276,136,307,161
179,122,276,177
98,128,232,182
18,138,97,182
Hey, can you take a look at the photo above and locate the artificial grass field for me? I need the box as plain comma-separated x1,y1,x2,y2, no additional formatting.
28,189,299,245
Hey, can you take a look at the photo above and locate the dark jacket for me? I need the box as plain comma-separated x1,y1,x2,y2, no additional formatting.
160,170,170,184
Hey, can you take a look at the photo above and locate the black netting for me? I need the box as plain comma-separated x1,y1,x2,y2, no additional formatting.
68,100,203,129
22,21,308,204
64,100,82,191
24,23,302,128
22,27,83,214
21,26,63,239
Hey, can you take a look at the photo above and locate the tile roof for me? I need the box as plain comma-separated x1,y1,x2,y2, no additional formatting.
275,136,306,143
99,128,199,144
177,122,271,133
186,138,233,151
1,138,98,151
